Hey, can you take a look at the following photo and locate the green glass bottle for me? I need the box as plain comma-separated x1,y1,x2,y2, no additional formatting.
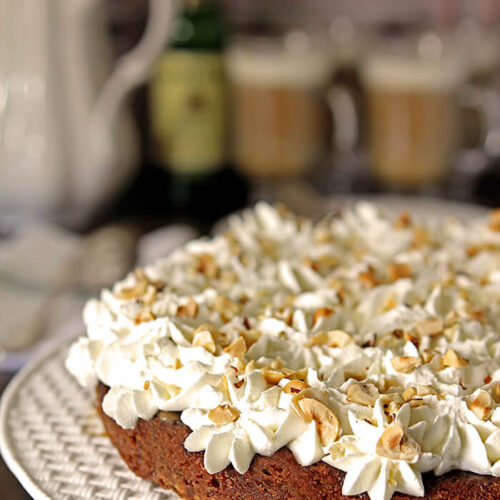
149,0,246,225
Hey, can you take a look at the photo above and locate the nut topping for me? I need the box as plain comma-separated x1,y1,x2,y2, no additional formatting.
493,383,500,404
142,287,157,306
135,307,156,324
412,226,430,248
416,385,437,396
208,404,240,425
327,330,353,348
468,391,492,420
387,263,412,282
489,209,500,231
313,227,332,243
291,368,308,381
380,393,404,416
402,387,417,401
297,397,340,446
192,330,216,353
261,367,286,385
197,254,218,278
442,349,468,368
358,267,378,288
306,330,352,348
421,349,435,364
346,383,380,406
394,212,412,229
195,323,229,347
239,329,261,348
283,380,310,394
214,295,240,322
176,298,198,318
223,337,247,358
414,318,443,337
391,356,421,374
117,268,165,300
312,307,334,326
216,375,229,396
376,423,419,461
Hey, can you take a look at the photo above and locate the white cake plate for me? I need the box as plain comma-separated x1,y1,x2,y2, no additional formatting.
0,336,179,500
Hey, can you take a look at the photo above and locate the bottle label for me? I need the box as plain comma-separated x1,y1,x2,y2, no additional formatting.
150,51,226,174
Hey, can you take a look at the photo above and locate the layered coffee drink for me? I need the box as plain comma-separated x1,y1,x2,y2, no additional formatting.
363,53,466,187
227,39,331,179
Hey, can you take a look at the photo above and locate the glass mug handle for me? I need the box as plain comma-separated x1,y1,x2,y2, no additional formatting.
326,86,359,154
458,84,500,157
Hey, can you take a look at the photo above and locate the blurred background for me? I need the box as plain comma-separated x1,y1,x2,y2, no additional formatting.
1,1,500,496
1,0,500,369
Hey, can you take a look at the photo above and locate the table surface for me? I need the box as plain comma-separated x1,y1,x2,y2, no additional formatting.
0,373,32,500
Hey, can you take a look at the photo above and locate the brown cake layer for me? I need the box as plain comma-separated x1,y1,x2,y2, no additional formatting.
96,383,500,499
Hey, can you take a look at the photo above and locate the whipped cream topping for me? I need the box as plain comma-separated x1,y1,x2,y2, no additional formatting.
66,202,500,500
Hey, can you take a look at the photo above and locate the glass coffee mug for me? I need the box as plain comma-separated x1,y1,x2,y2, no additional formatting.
357,35,496,189
227,34,332,179
364,49,466,187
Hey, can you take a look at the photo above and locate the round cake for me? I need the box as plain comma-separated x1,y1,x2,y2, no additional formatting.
67,202,500,500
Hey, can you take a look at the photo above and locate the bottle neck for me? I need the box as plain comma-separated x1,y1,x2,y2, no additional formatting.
170,0,225,51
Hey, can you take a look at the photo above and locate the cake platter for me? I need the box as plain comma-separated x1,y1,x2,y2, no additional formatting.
0,336,179,500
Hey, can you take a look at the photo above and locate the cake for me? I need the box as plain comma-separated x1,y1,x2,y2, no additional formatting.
67,202,500,500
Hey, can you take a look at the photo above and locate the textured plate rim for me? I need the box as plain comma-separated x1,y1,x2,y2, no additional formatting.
0,335,76,500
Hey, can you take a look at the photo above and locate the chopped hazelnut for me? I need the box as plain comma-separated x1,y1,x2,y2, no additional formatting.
380,393,404,414
192,330,216,354
208,404,240,425
291,368,308,381
442,349,468,368
394,212,412,229
245,360,257,373
239,329,261,348
214,295,240,321
409,399,425,408
489,209,500,231
403,332,419,346
312,307,334,326
297,397,340,446
223,337,247,358
283,380,309,395
358,268,378,288
468,391,492,420
492,383,500,404
141,287,157,306
416,385,437,396
387,263,412,282
313,227,332,243
261,367,286,385
376,423,419,461
414,318,443,337
135,307,156,324
391,356,420,374
117,268,165,300
306,330,352,348
421,350,434,364
346,383,379,406
197,254,218,278
402,387,417,401
412,227,430,248
176,298,198,318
